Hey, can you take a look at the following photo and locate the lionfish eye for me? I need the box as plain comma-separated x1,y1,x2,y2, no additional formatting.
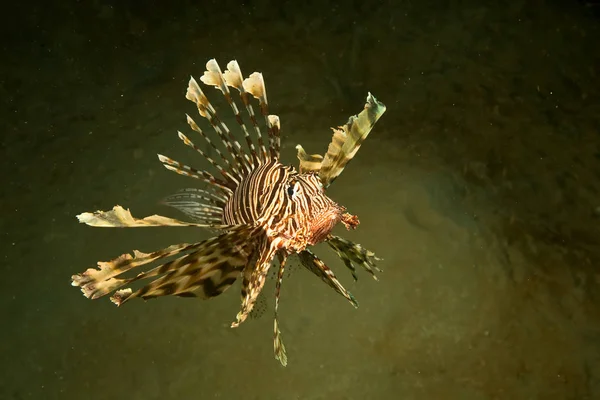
287,185,295,197
287,181,300,198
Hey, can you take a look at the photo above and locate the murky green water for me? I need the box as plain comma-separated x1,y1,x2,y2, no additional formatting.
2,1,599,399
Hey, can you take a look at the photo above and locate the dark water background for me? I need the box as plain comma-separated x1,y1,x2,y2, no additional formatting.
1,0,600,398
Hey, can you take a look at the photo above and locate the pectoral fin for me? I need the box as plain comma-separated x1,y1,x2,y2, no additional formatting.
77,205,229,229
326,235,382,280
297,249,358,308
71,225,259,305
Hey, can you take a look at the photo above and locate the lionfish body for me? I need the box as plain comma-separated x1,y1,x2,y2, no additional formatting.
72,59,386,366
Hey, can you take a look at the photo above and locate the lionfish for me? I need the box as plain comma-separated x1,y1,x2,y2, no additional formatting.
71,59,386,366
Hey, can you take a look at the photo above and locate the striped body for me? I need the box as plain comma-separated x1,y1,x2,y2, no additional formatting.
224,159,345,253
71,59,386,366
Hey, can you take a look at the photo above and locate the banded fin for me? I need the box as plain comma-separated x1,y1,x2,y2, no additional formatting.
185,113,242,185
195,59,282,166
76,205,227,229
158,154,233,195
223,60,267,162
242,71,273,161
326,235,382,281
186,76,249,179
71,225,259,304
296,93,386,188
319,93,385,187
201,59,260,166
232,235,277,328
164,59,285,198
295,144,323,174
273,253,288,366
267,114,281,159
297,249,359,308
177,130,239,187
248,290,268,320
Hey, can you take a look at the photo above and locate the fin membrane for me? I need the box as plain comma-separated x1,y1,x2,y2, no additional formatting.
297,249,359,308
161,188,224,224
296,93,386,187
326,235,382,281
76,205,227,229
71,225,259,304
232,235,276,328
273,253,288,366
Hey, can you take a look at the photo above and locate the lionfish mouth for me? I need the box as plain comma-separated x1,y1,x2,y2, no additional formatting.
308,206,344,245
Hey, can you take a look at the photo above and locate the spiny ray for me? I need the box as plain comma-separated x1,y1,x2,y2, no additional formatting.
242,72,273,161
186,114,239,181
186,77,247,178
158,154,233,195
326,235,382,280
223,60,269,162
268,114,281,158
177,130,239,187
199,60,253,173
297,249,359,308
273,252,288,366
201,59,260,166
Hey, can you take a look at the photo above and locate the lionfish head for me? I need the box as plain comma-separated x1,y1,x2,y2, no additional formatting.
282,171,351,249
